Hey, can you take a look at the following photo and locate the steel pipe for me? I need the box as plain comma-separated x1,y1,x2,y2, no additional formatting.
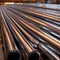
3,8,60,60
0,11,20,60
6,8,60,35
6,9,60,43
5,9,60,51
7,6,60,22
0,5,60,60
2,9,40,60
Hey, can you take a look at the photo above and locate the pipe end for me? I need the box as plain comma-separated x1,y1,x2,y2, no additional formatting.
7,50,20,60
28,51,40,60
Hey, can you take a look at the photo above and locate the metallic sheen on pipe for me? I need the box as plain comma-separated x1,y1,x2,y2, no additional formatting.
2,9,40,60
5,10,60,51
0,11,20,60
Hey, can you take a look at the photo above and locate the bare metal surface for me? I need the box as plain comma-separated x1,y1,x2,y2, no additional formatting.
0,4,60,60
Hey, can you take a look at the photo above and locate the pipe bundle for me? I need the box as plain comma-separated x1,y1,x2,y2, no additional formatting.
0,4,60,60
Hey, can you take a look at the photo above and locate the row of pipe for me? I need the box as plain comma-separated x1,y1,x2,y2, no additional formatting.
0,4,60,60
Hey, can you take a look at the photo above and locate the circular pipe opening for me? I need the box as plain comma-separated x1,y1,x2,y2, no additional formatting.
7,51,20,60
28,52,40,60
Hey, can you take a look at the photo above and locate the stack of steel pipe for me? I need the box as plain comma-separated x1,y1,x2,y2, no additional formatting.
0,4,60,60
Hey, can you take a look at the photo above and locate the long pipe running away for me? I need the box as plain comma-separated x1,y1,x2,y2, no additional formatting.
2,9,40,60
0,12,20,60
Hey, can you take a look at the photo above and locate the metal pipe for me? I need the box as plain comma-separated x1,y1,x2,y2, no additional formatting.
7,6,60,22
38,43,60,60
1,5,60,60
19,9,60,22
6,8,60,35
5,9,60,44
11,6,60,29
2,9,40,60
23,7,60,17
4,8,60,60
6,6,60,26
0,11,20,60
17,4,60,11
4,8,39,45
8,24,40,60
5,9,60,51
9,5,60,18
18,22,60,55
19,19,60,51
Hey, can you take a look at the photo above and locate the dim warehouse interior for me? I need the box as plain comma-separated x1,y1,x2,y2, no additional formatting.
0,0,60,60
